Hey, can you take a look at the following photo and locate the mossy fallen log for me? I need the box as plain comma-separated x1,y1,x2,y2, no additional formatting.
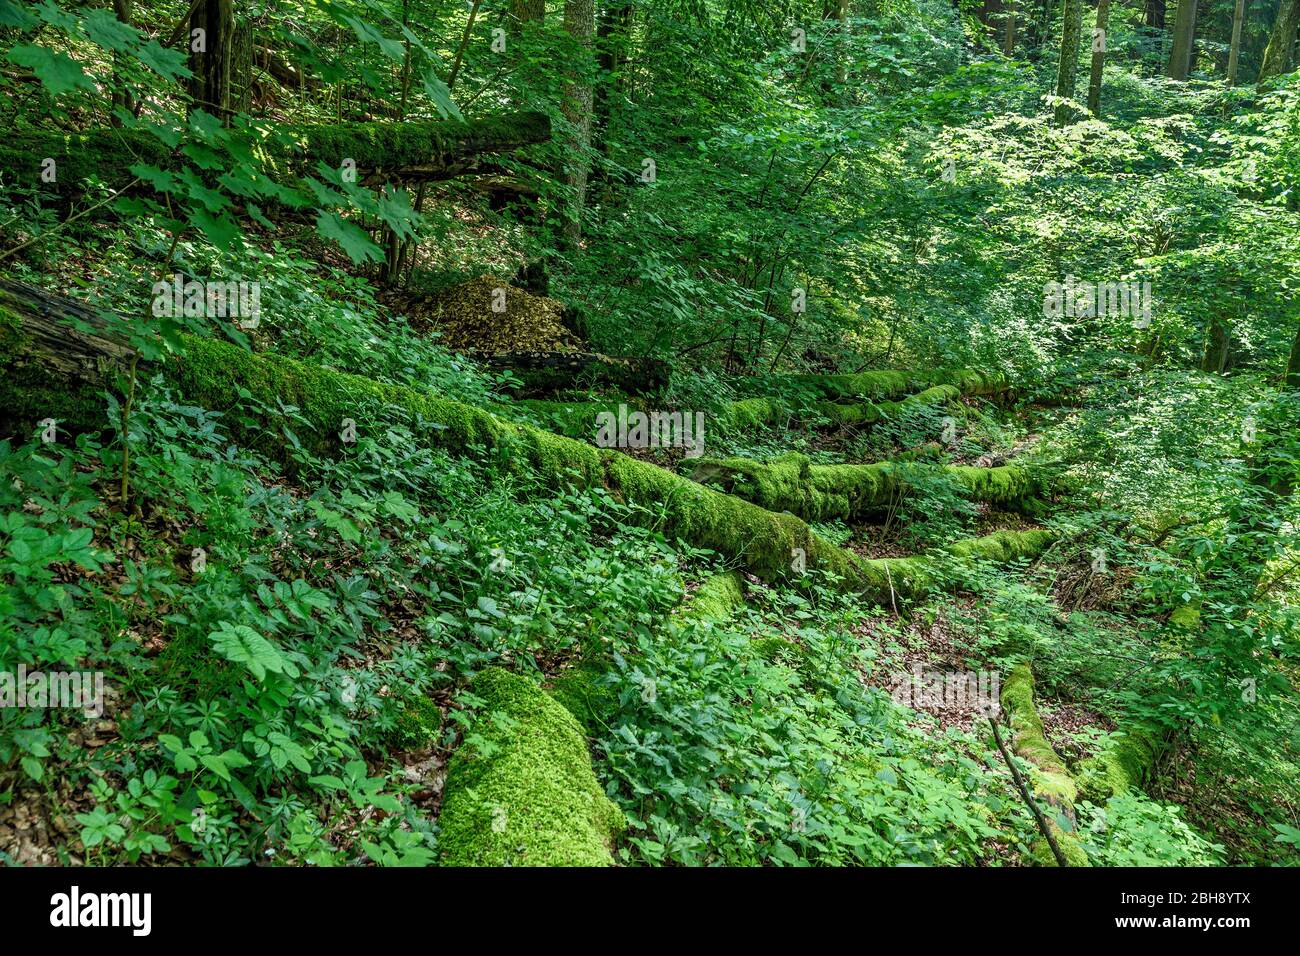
691,452,1044,523
675,571,748,624
437,667,624,866
0,111,551,196
0,279,853,585
813,383,965,428
0,281,1053,602
858,528,1056,600
550,570,748,732
1074,724,1164,803
999,663,1090,866
515,372,996,441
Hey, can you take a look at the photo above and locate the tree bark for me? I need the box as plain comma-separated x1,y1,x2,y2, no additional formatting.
1004,0,1018,55
110,0,136,123
1088,0,1111,115
1260,0,1300,81
562,0,596,245
1166,0,1198,80
1054,0,1085,125
1227,0,1247,85
1201,316,1231,373
510,0,546,20
593,3,633,155
188,0,234,121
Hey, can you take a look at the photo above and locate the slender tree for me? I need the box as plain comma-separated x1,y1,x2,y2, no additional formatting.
1004,0,1018,55
1287,321,1300,388
1088,0,1111,115
1227,0,1247,84
1054,0,1085,125
1260,0,1300,81
594,3,633,153
1146,0,1166,28
1166,0,1198,80
562,0,596,244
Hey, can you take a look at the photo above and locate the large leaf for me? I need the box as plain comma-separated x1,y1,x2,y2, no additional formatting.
6,44,94,96
209,623,298,681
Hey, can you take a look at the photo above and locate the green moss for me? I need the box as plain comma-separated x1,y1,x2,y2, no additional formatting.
675,571,747,624
547,660,615,735
999,663,1091,867
1075,725,1162,802
1000,664,1077,806
438,668,623,866
386,695,442,750
948,528,1055,562
691,455,1043,524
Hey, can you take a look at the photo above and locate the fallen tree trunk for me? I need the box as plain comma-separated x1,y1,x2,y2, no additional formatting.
0,279,1054,600
813,383,966,428
514,373,998,440
691,452,1045,523
999,664,1090,866
0,278,853,584
0,111,551,196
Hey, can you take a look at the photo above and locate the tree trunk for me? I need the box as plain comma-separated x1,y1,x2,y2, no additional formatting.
230,16,254,115
1201,316,1231,373
834,0,850,103
1227,0,1247,85
1088,0,1111,115
110,0,135,123
510,0,546,20
1166,0,1198,80
562,0,596,245
1145,0,1166,29
188,0,234,121
1260,0,1300,81
593,3,633,156
1286,321,1300,388
1004,0,1018,55
1054,0,1085,125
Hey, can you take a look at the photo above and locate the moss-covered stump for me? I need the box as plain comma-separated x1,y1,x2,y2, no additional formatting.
999,664,1089,866
690,453,1043,523
438,668,624,866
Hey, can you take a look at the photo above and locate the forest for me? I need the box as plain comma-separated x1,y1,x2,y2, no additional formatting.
0,0,1296,880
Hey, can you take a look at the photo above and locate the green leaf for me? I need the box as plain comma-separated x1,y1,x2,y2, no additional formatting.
315,211,383,264
7,44,94,96
209,622,298,681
